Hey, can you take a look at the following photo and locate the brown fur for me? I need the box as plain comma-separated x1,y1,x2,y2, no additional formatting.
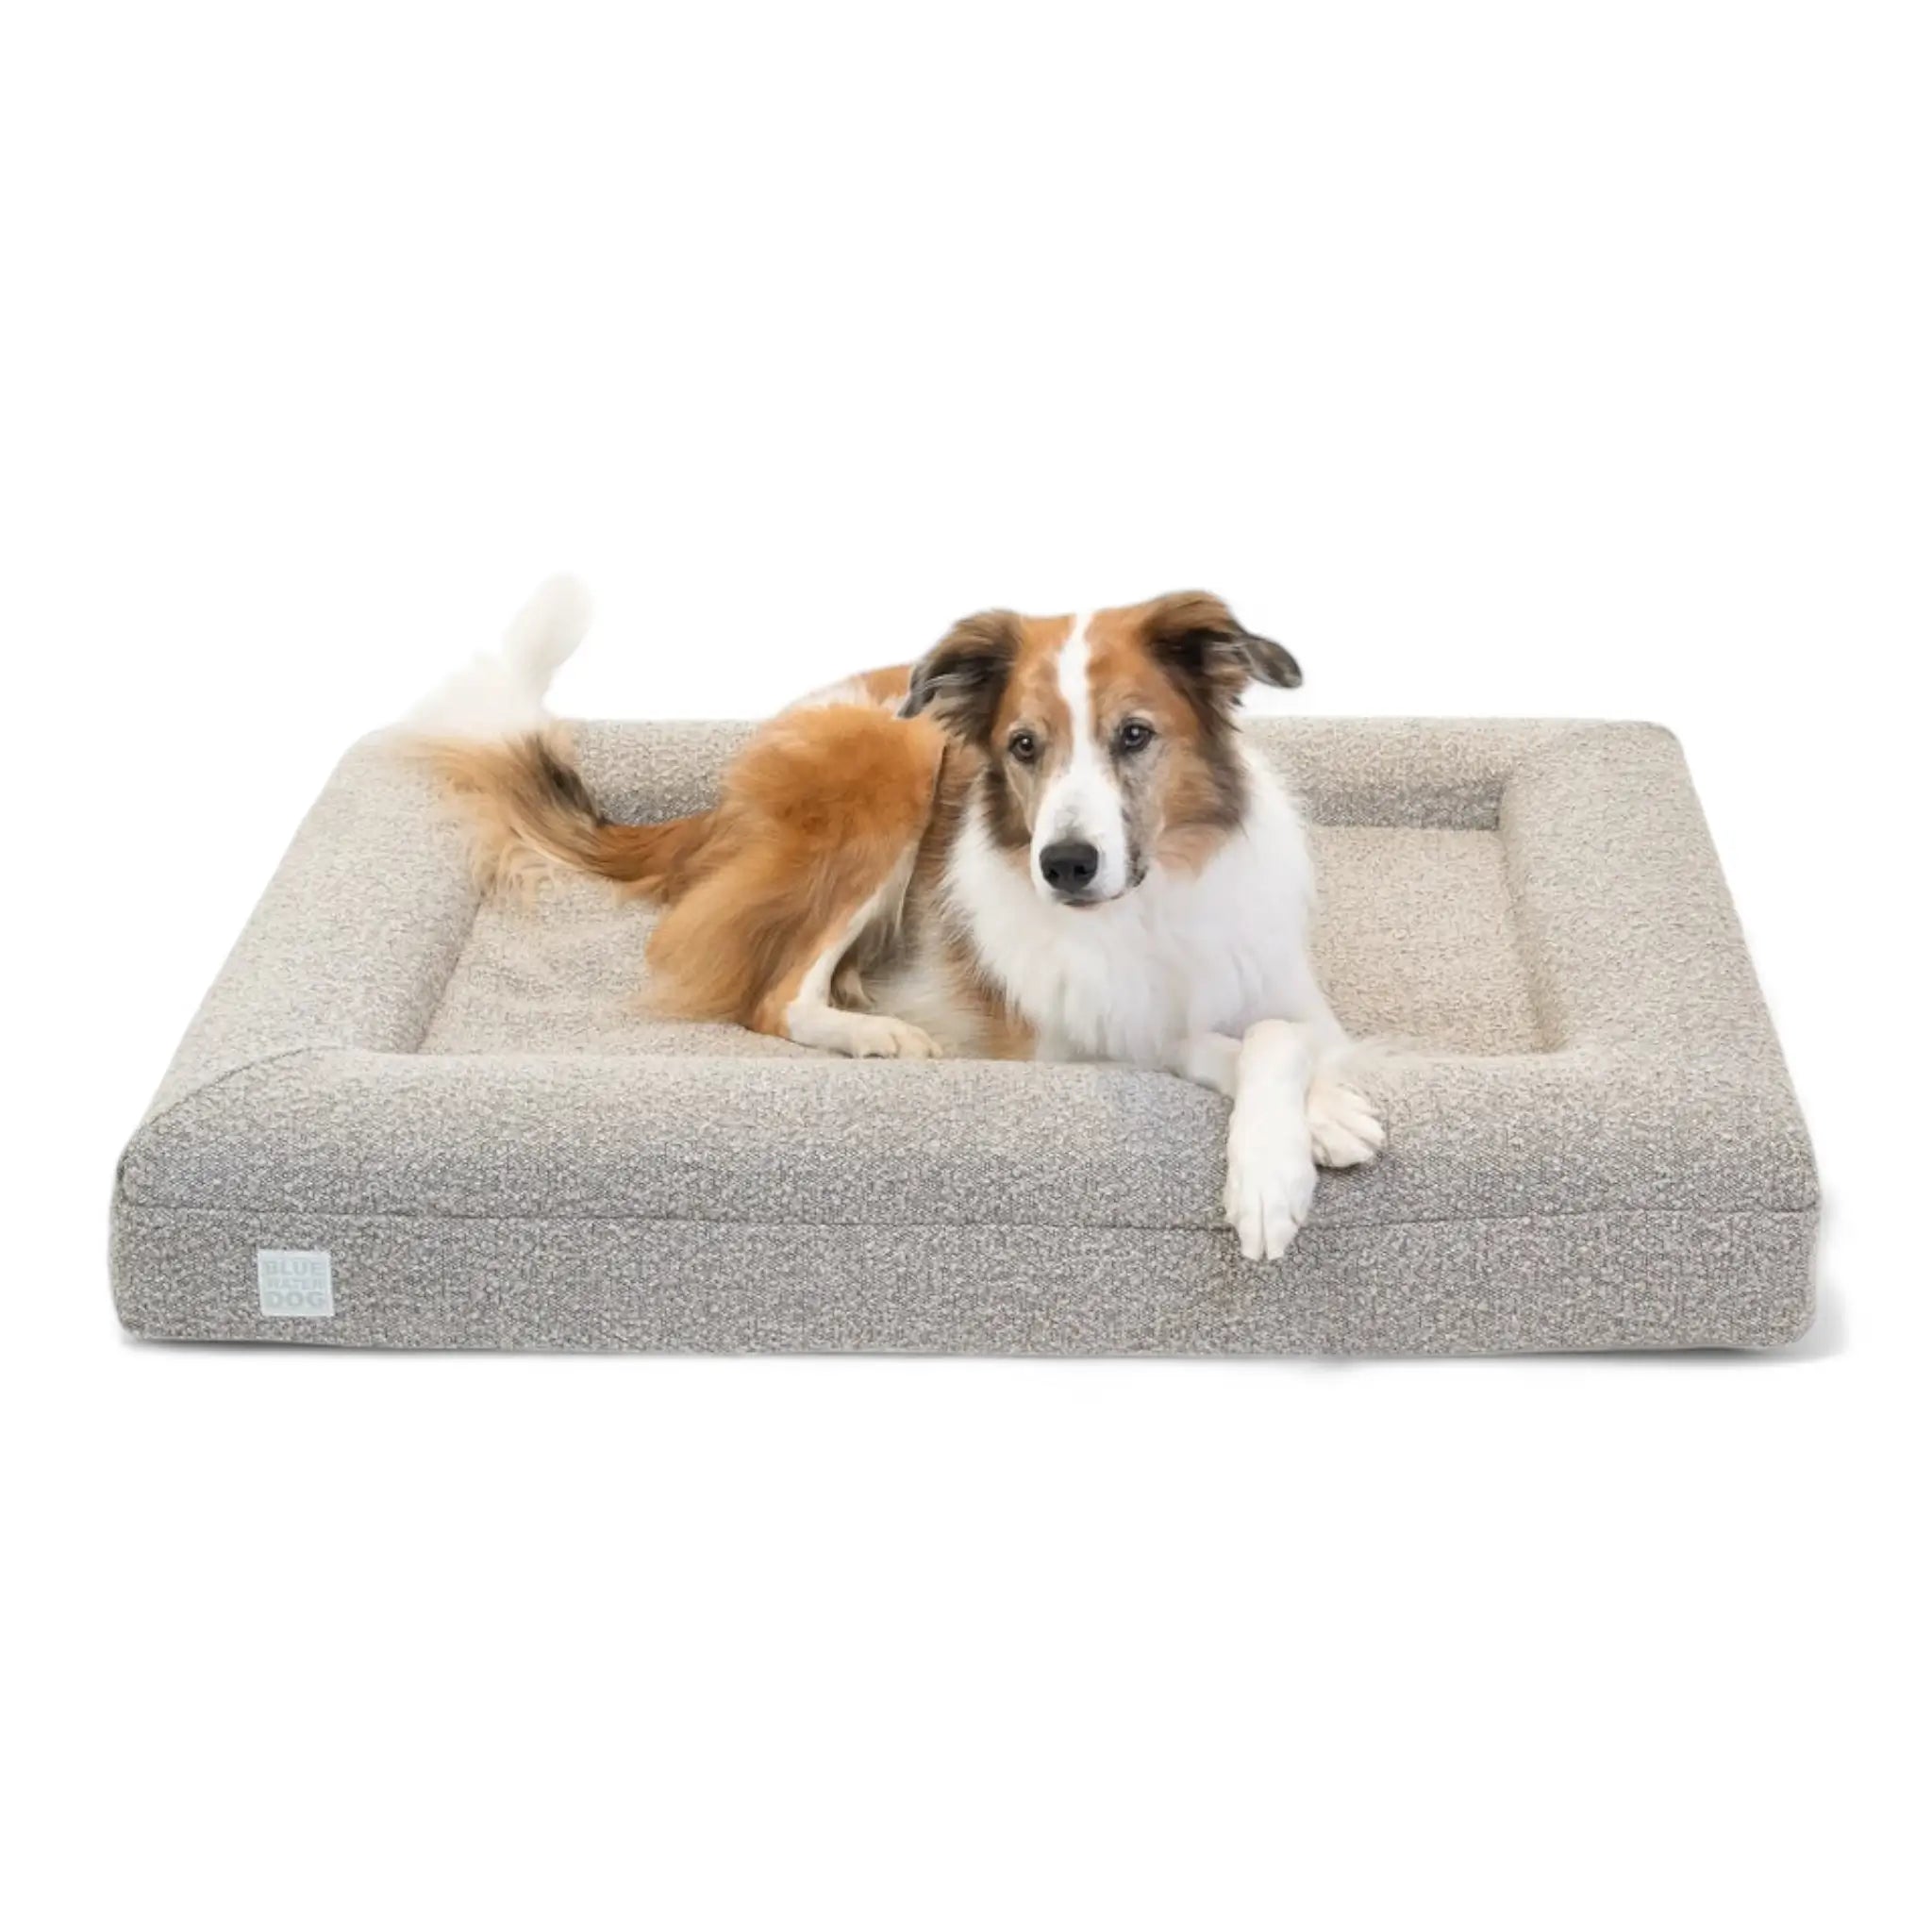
855,664,914,707
418,729,720,896
651,704,943,1032
1089,604,1253,870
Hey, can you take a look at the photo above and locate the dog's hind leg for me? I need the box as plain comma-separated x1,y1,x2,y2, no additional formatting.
641,702,947,1054
763,868,941,1060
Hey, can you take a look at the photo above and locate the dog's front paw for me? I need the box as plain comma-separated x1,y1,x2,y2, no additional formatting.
1307,1073,1384,1169
1224,1138,1317,1262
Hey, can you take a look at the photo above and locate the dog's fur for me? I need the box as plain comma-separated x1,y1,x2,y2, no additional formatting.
409,579,1383,1257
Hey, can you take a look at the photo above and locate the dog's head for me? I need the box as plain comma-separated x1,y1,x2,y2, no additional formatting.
903,592,1300,907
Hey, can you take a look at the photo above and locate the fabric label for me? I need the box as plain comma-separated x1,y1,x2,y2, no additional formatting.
258,1249,335,1318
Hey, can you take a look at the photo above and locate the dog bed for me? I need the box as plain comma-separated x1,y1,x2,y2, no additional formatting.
111,719,1818,1353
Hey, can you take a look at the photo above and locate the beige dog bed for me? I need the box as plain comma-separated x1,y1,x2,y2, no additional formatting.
111,718,1817,1353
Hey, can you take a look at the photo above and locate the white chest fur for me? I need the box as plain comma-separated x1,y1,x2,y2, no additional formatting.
942,747,1326,1065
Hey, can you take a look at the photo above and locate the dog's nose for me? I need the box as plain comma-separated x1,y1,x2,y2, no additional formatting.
1039,841,1100,892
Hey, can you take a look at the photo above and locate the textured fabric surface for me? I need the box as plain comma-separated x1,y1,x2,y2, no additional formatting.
111,718,1819,1354
113,1205,1813,1355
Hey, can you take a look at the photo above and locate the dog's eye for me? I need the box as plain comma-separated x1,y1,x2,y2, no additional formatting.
1117,721,1156,754
1008,731,1040,764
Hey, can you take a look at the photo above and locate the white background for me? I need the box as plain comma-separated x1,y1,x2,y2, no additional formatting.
5,4,1927,1926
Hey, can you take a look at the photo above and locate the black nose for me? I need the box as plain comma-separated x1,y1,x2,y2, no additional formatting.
1039,841,1100,892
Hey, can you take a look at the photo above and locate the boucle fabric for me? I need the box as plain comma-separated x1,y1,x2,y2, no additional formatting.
111,719,1818,1353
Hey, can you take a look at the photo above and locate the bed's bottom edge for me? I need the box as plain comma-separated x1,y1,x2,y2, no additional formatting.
109,1200,1818,1356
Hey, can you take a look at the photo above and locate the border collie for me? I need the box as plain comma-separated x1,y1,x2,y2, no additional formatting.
411,579,1383,1258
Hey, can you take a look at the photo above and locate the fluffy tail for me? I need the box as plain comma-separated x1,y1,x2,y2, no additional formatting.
407,575,715,896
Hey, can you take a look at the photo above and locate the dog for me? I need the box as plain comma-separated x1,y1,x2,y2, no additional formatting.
409,578,1383,1257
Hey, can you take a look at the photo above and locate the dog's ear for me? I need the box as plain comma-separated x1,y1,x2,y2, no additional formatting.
900,610,1024,741
1143,592,1301,706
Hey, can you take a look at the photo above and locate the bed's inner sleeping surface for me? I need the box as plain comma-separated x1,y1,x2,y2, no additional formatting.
417,824,1541,1060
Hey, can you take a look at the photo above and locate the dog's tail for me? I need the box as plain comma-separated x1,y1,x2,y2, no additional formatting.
406,575,716,897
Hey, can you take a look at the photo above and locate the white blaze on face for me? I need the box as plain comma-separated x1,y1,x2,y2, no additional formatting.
1033,613,1130,901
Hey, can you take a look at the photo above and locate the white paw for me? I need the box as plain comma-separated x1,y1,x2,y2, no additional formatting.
843,1013,942,1059
1223,1140,1317,1262
1307,1074,1384,1169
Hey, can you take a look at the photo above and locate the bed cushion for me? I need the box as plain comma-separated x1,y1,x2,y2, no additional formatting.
110,719,1818,1353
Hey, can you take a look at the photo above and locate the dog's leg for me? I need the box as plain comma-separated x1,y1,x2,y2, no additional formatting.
1224,1021,1319,1261
758,874,941,1060
1243,965,1386,1172
1305,1063,1384,1169
1173,1023,1320,1260
643,702,947,1049
1293,991,1384,1170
